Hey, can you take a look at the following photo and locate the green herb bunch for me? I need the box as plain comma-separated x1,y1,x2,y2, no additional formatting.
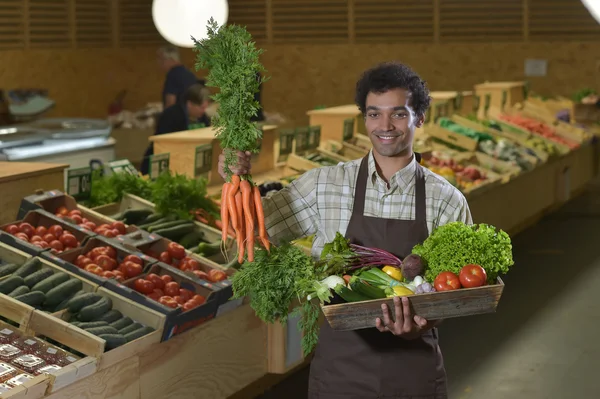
85,170,153,208
192,18,268,181
412,222,514,283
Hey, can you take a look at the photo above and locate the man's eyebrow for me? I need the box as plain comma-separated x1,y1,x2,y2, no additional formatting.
365,105,408,111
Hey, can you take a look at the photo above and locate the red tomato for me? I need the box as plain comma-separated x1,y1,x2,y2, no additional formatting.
158,296,179,308
191,295,206,305
179,288,194,302
89,247,108,259
123,255,143,266
56,206,69,216
43,234,56,243
81,218,89,224
112,222,126,235
147,292,162,301
167,242,185,260
38,241,49,249
459,264,487,288
59,233,77,248
164,282,180,297
104,230,116,238
102,271,117,279
192,270,210,281
104,246,117,259
146,273,165,290
152,288,164,297
30,235,43,243
179,262,196,272
15,233,30,242
183,301,198,311
434,271,461,291
134,279,155,294
85,222,97,231
18,223,34,238
48,225,63,238
85,264,104,276
68,209,82,217
96,255,117,271
5,225,19,235
49,240,64,252
182,258,200,271
34,226,47,236
32,242,44,249
158,251,172,264
123,261,143,278
208,269,227,282
160,275,173,284
173,295,185,305
70,215,83,224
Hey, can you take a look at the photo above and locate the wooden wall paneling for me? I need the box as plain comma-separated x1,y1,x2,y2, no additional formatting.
228,0,268,42
118,0,163,46
354,0,435,43
74,0,112,48
271,0,349,43
529,0,600,41
439,0,524,42
0,0,26,49
28,0,71,48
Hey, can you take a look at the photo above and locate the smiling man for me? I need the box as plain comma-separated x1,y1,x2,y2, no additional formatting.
219,61,472,398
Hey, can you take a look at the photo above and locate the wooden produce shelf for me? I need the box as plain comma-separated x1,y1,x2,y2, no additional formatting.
0,162,69,225
306,105,363,143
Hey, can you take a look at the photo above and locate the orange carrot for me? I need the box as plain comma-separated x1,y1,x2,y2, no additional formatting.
235,191,245,263
252,185,270,251
240,180,255,262
220,183,231,242
227,176,241,234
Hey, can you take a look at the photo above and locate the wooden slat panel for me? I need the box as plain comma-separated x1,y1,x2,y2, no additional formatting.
118,0,162,46
529,0,600,41
75,0,111,47
440,0,523,42
28,0,70,48
0,0,25,49
227,0,267,41
271,0,348,43
354,0,434,42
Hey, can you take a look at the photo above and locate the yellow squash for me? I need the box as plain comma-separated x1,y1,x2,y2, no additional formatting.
382,266,403,282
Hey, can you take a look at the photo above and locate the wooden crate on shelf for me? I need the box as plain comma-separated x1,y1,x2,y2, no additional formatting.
454,152,522,182
322,278,505,331
321,140,367,161
426,124,479,152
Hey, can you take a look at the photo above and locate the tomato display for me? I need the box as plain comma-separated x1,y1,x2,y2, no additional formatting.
131,274,206,312
434,271,461,291
145,247,228,283
2,222,81,253
74,245,144,281
459,264,487,288
54,207,128,239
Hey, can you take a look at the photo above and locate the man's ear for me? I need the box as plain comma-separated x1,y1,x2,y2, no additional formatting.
415,114,425,128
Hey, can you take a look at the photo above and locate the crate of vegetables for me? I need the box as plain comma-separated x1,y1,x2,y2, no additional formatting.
102,263,219,341
0,210,94,256
39,237,154,287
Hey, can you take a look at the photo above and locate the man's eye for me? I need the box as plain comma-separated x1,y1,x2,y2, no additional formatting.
393,113,407,119
368,113,379,118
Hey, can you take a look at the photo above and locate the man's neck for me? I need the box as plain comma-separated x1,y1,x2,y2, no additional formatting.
373,150,414,183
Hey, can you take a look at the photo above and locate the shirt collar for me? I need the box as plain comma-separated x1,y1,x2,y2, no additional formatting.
367,150,417,190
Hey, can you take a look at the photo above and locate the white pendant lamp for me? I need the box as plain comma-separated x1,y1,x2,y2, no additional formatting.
152,0,229,48
581,0,600,24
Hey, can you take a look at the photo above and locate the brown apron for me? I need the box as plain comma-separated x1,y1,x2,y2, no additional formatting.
308,155,447,399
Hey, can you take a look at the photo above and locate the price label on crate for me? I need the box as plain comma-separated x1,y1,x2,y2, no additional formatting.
108,159,138,176
194,144,213,177
149,153,170,180
66,167,92,200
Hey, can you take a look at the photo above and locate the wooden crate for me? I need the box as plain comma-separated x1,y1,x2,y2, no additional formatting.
320,140,367,160
520,101,592,142
427,124,479,152
0,242,31,265
454,152,522,182
322,278,505,331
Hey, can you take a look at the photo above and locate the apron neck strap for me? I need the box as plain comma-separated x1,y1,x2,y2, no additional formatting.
354,154,427,222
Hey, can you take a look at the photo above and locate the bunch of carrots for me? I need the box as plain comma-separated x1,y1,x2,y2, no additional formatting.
221,175,269,263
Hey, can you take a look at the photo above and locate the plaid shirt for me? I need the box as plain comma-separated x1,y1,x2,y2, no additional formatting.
263,151,473,258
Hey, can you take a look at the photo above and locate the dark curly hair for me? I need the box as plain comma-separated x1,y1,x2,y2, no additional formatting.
355,62,431,118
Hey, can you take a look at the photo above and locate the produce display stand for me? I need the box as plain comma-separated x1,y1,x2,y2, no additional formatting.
306,105,363,143
0,163,69,225
474,81,527,118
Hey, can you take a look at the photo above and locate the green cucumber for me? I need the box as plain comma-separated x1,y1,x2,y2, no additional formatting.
196,241,221,257
350,278,388,299
154,224,196,240
118,322,142,335
94,309,123,323
76,321,109,329
8,285,30,298
121,209,154,225
13,258,41,278
53,290,87,312
15,291,46,307
67,292,102,313
0,276,25,294
85,326,119,336
24,269,54,288
334,285,371,303
78,297,112,322
45,279,83,307
179,230,205,249
148,219,193,233
124,326,155,342
98,334,127,350
32,272,69,293
109,317,133,331
0,263,19,277
138,213,164,226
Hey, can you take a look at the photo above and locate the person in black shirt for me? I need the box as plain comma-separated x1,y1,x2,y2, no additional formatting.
141,84,212,175
156,45,204,108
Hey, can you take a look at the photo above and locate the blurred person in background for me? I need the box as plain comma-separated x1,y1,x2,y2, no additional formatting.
157,45,205,108
141,84,211,175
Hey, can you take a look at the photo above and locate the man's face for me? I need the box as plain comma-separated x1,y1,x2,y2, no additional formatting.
364,88,424,158
187,101,208,119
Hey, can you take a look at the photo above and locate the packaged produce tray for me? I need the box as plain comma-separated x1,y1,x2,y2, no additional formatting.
321,277,504,331
102,263,219,341
0,210,95,257
39,237,156,287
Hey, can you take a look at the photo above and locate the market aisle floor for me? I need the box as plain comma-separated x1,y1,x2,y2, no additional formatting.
255,182,600,399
